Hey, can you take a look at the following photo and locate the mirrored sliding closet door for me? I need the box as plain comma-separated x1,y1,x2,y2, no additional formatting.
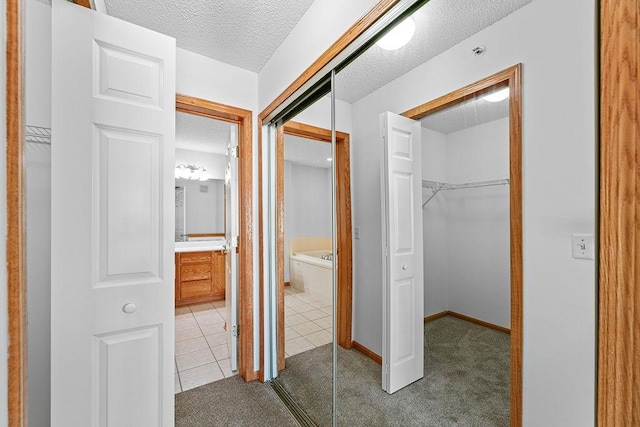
264,0,523,425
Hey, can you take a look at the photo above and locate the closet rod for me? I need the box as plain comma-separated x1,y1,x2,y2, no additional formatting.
26,125,51,145
422,178,509,207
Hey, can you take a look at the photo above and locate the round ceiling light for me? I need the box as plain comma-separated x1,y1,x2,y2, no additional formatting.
483,87,510,103
376,17,416,51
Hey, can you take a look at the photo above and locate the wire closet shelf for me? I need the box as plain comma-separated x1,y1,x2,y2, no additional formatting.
422,178,510,207
26,125,52,145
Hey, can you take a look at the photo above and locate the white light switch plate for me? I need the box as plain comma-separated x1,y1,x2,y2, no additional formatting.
571,234,594,260
354,226,361,240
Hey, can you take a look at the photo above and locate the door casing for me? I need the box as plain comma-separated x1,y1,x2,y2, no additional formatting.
176,94,257,381
275,121,353,371
402,64,523,424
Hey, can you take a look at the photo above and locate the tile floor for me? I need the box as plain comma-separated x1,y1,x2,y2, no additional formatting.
175,288,333,393
285,286,334,357
175,301,237,394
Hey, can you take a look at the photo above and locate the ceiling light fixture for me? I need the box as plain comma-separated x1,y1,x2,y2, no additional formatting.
175,164,208,181
376,17,415,51
483,87,510,103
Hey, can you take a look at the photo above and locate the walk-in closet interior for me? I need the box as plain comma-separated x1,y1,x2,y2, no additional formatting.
264,0,522,425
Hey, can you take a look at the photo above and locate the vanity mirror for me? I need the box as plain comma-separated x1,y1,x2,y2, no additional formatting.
175,110,235,243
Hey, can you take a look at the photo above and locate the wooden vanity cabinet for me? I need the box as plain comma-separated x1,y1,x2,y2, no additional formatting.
175,250,225,307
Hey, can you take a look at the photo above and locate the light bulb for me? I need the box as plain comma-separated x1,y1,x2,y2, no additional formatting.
483,87,509,103
376,17,415,51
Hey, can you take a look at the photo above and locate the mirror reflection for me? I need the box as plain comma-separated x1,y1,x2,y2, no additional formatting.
268,0,525,424
174,111,233,244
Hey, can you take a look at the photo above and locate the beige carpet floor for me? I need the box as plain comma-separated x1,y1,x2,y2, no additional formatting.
275,315,510,426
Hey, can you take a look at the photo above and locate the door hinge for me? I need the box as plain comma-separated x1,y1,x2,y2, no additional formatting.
232,325,239,338
231,146,239,158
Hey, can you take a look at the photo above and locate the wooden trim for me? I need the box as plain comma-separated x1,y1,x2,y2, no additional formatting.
258,0,400,122
74,0,92,8
187,233,225,238
401,67,513,119
351,341,382,365
404,64,523,426
275,121,353,371
423,311,449,323
175,94,258,382
284,281,291,287
507,66,524,427
449,312,510,335
424,311,510,334
280,120,349,143
7,0,26,424
598,1,640,425
276,126,285,371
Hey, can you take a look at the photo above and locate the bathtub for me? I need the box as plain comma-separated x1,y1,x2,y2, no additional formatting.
289,250,333,302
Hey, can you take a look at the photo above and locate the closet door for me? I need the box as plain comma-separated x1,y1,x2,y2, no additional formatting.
380,112,424,394
51,1,176,425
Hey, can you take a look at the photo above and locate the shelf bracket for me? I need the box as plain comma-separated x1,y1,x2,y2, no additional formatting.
422,183,444,207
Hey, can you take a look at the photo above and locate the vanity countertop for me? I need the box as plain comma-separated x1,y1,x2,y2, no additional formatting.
175,240,225,253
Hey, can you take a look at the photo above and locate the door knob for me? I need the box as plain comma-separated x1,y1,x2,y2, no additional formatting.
402,264,408,270
122,303,137,314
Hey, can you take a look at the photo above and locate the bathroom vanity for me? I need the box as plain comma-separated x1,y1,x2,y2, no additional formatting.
175,243,226,307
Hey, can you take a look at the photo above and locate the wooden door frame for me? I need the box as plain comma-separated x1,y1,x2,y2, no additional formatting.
6,0,25,423
402,64,523,425
175,94,258,382
276,121,353,371
598,1,639,425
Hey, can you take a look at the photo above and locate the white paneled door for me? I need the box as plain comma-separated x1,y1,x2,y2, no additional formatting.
380,112,424,394
51,1,176,425
225,125,239,371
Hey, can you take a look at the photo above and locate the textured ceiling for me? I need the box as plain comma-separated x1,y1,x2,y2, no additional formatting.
420,89,509,134
176,111,234,154
335,0,534,103
104,0,315,72
284,134,332,169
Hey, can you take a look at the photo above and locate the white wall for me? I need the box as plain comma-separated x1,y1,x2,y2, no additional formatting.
446,118,510,328
284,162,332,282
176,178,224,234
258,0,377,110
25,2,52,425
422,119,510,328
0,0,8,423
176,47,262,371
350,0,597,424
177,48,258,113
421,127,448,317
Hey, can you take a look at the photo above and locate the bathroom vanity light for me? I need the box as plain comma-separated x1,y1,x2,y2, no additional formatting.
376,17,415,50
483,87,510,103
175,164,208,181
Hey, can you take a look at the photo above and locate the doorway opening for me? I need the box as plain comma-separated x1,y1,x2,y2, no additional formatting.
276,121,353,371
400,64,523,422
175,94,257,384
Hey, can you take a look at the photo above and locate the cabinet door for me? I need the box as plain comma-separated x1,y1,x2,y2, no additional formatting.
213,251,226,295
